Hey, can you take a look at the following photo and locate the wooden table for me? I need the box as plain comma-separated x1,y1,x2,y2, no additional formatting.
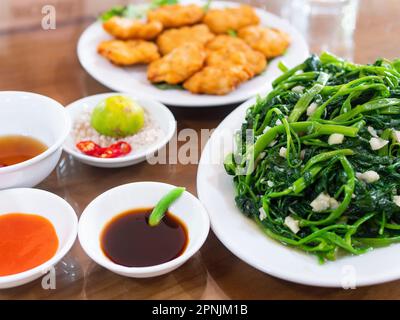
0,0,399,300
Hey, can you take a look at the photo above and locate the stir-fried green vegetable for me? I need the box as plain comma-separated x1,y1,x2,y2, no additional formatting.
225,52,400,263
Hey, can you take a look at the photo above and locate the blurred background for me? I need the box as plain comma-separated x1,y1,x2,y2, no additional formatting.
0,0,399,101
1,0,399,61
272,0,359,60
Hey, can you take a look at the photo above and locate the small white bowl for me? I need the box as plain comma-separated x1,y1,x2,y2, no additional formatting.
78,182,210,278
0,188,78,289
63,93,176,168
0,91,71,189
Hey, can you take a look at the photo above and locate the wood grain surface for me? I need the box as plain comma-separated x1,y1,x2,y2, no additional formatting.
0,0,399,299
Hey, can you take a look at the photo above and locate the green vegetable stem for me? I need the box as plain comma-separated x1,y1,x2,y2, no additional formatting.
148,187,185,227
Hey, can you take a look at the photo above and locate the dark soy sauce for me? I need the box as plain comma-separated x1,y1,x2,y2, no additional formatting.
101,208,188,267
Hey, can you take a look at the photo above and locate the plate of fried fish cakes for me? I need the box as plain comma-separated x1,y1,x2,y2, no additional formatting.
77,0,309,107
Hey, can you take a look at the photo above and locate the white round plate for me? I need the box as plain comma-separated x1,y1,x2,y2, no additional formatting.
77,0,309,107
197,97,400,287
63,93,176,168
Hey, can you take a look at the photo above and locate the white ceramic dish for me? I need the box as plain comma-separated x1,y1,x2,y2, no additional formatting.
77,0,309,107
78,181,210,278
63,93,176,168
0,91,71,190
197,96,400,288
0,188,78,289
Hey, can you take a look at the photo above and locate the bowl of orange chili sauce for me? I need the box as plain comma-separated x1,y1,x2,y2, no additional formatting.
0,188,78,289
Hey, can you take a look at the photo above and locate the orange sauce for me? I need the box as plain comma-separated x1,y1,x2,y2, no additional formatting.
0,213,59,276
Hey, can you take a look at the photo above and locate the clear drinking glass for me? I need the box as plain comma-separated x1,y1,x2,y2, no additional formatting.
282,0,359,60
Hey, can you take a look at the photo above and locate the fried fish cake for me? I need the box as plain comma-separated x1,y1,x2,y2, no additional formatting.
206,35,251,51
206,46,266,78
205,35,266,77
147,43,206,84
156,24,215,55
147,4,204,28
238,26,291,59
98,40,160,66
203,5,259,34
103,17,163,40
183,65,250,95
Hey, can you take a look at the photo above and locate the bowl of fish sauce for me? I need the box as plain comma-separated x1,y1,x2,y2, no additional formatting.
78,182,210,278
0,91,70,189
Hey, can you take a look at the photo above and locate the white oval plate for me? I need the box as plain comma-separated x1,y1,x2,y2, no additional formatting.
63,93,176,168
197,96,400,287
77,0,309,107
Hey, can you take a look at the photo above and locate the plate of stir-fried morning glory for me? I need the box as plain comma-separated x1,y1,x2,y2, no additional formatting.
197,52,400,287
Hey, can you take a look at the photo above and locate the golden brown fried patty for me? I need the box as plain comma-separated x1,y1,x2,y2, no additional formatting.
238,25,291,59
206,47,266,78
147,42,206,84
98,40,160,66
157,24,214,55
103,17,163,40
183,65,250,95
206,35,266,77
148,4,205,28
203,5,259,34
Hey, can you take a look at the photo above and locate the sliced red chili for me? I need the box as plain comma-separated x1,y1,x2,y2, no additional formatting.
98,148,117,158
76,141,102,156
98,141,132,158
110,141,132,154
76,140,132,158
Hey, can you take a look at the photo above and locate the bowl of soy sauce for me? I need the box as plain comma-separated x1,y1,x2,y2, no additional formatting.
78,182,210,278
